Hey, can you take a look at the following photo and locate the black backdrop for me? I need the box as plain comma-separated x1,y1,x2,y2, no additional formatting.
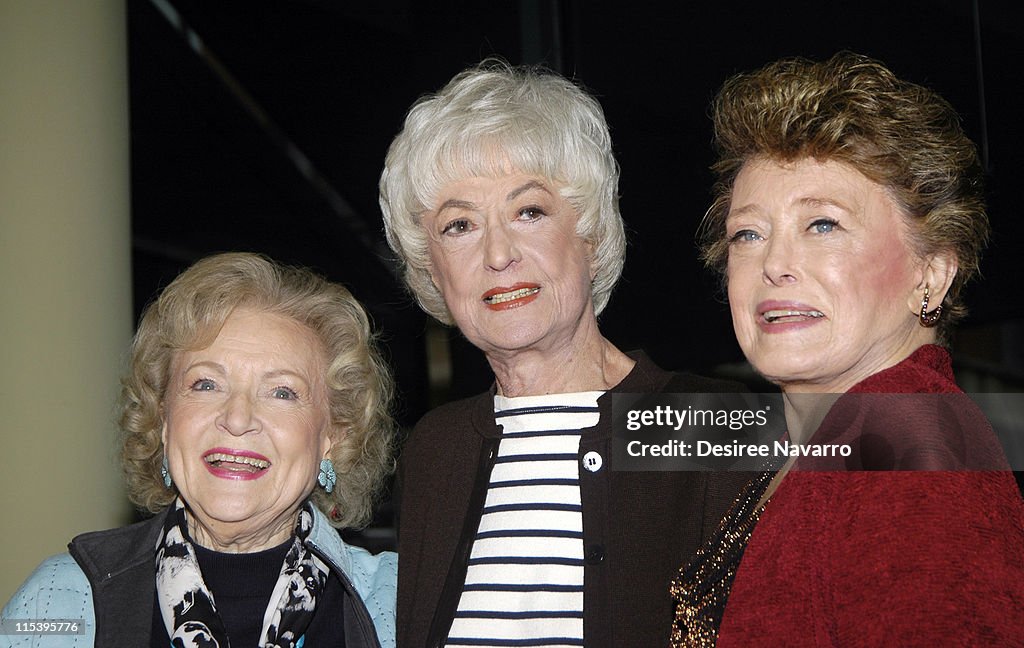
128,0,1024,437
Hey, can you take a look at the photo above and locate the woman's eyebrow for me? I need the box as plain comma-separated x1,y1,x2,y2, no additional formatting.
506,180,550,201
182,360,226,374
436,198,476,216
796,196,854,213
264,368,310,381
726,203,759,220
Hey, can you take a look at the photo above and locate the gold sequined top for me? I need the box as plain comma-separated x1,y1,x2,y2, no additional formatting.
668,471,774,647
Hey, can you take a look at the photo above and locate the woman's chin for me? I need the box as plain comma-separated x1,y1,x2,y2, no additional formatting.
472,325,554,356
185,486,287,528
188,496,263,526
751,358,829,392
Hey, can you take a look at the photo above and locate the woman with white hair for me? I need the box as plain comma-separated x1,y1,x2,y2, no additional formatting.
380,61,749,648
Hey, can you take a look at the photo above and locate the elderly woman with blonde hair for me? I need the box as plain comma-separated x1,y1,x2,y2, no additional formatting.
3,252,397,647
670,52,1024,646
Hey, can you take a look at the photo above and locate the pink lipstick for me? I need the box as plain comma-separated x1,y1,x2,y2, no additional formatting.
202,447,270,481
756,300,826,333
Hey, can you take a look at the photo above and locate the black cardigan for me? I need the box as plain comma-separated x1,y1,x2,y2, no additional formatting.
395,351,753,648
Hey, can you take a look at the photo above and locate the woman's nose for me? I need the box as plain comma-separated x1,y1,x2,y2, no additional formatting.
762,234,799,286
217,391,260,436
483,222,521,272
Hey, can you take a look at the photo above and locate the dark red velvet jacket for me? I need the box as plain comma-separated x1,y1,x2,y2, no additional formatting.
717,345,1024,646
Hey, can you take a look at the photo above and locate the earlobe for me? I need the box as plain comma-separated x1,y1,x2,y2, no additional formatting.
424,253,443,293
585,238,598,282
907,251,958,317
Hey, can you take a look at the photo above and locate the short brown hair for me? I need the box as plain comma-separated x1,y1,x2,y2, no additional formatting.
120,252,395,528
701,51,988,339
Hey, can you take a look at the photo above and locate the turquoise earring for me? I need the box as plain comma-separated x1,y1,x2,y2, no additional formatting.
161,455,173,489
317,458,337,493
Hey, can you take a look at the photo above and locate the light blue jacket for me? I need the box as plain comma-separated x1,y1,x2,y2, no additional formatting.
1,506,396,648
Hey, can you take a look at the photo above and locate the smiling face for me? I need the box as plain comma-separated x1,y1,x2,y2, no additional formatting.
725,157,936,393
162,307,333,552
422,173,597,359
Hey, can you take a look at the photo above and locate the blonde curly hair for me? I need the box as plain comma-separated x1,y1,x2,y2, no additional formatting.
120,252,395,528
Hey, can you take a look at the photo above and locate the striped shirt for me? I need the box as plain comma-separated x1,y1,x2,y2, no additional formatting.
446,391,603,648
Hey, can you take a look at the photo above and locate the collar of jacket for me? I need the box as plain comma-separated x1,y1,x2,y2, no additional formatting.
69,504,394,648
468,349,676,441
69,510,165,643
69,504,365,590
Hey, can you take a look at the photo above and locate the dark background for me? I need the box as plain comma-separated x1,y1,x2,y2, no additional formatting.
127,0,1024,537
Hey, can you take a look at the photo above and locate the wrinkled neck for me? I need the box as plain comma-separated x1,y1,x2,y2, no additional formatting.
489,333,634,397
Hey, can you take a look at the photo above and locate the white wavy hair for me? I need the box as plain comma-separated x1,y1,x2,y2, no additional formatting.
379,59,626,325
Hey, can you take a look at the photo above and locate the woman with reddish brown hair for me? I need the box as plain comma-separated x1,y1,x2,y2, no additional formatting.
670,52,1024,646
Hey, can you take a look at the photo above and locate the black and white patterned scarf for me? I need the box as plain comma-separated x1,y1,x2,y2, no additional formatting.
155,499,329,648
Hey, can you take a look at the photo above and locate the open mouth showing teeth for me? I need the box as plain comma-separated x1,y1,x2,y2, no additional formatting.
763,309,825,323
484,287,540,304
204,453,270,472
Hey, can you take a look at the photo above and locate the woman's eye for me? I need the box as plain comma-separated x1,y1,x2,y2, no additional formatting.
441,219,472,236
517,206,545,221
810,218,838,234
728,229,762,243
271,386,299,400
190,378,216,392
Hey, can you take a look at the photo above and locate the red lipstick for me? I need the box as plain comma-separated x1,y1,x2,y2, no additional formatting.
482,283,541,311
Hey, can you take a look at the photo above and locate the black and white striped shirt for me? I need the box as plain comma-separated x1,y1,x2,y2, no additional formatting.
446,391,602,648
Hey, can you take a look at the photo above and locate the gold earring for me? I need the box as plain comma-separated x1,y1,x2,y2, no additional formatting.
919,286,942,328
